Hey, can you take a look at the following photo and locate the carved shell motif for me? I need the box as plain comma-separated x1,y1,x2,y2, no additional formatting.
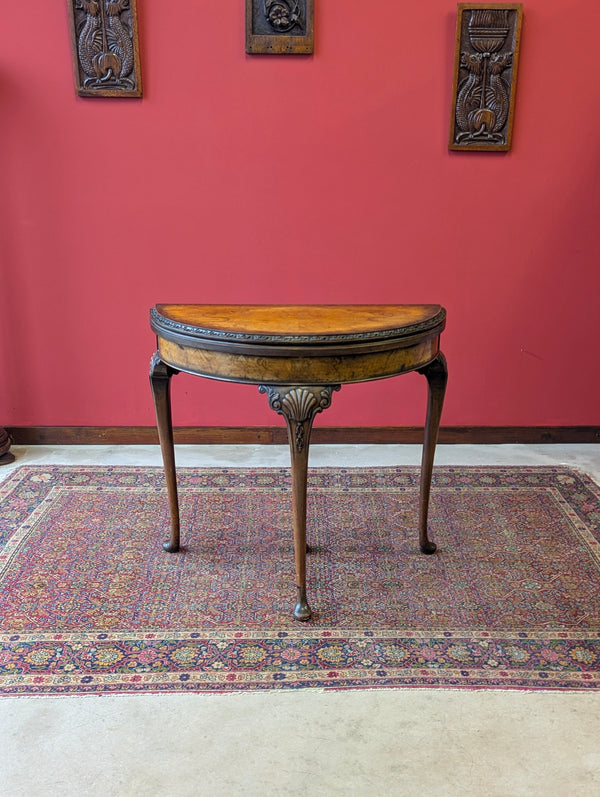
259,385,338,452
281,388,318,422
281,389,320,453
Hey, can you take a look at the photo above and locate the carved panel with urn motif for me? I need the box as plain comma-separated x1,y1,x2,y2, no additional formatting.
67,0,142,97
449,4,522,151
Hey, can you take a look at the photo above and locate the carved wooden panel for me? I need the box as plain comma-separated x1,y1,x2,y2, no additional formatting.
449,4,523,151
246,0,314,54
67,0,142,98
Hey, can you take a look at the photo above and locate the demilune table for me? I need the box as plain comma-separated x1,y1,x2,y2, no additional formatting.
150,304,447,620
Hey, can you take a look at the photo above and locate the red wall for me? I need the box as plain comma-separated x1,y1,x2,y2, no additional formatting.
1,2,599,429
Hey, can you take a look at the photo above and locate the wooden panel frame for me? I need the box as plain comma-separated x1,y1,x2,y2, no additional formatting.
246,0,314,54
449,3,523,151
67,0,143,98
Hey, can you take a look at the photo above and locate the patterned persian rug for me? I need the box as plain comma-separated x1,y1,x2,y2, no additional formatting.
1,465,599,696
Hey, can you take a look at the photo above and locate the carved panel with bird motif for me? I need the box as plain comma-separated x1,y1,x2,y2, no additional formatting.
449,4,522,151
67,0,142,97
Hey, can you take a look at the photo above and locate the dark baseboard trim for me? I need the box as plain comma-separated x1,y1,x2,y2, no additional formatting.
6,426,600,445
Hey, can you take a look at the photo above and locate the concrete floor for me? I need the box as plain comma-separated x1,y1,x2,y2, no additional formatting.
1,444,599,797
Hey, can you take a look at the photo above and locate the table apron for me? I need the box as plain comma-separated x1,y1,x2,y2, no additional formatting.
157,336,440,385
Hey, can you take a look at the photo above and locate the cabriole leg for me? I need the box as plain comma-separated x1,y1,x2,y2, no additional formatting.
149,351,181,553
417,352,448,554
259,384,340,621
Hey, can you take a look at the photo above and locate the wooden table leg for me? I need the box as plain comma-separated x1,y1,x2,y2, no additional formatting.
149,352,181,553
259,385,339,621
417,352,448,554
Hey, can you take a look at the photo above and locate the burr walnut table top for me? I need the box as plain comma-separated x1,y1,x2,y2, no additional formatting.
151,304,445,342
150,304,446,385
